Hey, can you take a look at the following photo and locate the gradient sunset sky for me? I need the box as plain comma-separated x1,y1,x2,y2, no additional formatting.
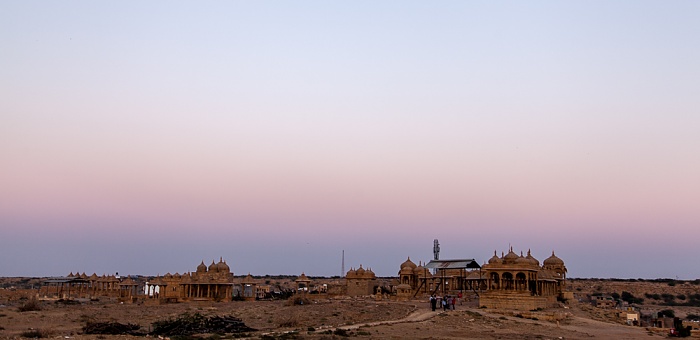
1,1,699,279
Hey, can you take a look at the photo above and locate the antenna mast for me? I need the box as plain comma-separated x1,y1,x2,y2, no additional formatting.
341,250,345,278
433,239,440,274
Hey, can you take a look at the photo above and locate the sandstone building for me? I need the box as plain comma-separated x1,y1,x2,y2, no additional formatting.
147,258,235,302
345,265,377,296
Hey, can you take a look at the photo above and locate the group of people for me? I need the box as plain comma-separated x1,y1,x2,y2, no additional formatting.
429,294,457,311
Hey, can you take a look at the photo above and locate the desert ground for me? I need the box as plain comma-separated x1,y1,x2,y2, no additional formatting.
2,278,700,339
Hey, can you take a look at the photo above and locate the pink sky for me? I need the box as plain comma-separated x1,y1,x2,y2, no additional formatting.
1,1,699,279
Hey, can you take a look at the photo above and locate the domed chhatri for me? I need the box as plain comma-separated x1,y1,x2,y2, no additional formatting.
345,263,378,296
478,247,568,310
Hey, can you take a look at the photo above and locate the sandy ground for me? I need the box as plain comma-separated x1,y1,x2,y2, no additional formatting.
2,295,695,340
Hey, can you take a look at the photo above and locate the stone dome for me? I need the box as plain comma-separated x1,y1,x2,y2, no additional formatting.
526,249,539,266
543,251,564,266
197,261,207,273
356,265,366,276
503,249,519,264
414,263,432,278
208,260,219,272
515,251,530,265
488,251,502,264
400,257,417,270
346,268,357,278
217,258,230,272
413,261,426,274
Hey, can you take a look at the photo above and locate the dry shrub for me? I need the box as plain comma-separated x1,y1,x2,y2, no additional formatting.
20,329,51,338
278,313,299,328
287,296,310,306
17,298,41,312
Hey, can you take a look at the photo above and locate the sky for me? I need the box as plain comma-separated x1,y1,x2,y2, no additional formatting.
1,1,699,279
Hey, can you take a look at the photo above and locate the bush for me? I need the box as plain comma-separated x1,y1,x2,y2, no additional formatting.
333,328,349,337
17,299,42,312
645,293,660,300
686,314,700,321
658,309,675,318
20,329,48,338
278,314,299,328
287,296,310,306
621,291,644,304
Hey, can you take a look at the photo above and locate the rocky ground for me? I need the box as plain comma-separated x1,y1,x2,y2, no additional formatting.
0,294,693,339
2,278,700,339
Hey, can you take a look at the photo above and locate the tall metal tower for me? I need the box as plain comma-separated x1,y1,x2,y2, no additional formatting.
433,239,440,260
341,250,345,278
433,239,440,274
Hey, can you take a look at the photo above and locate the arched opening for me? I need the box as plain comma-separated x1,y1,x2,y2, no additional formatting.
490,272,500,290
502,272,514,290
516,272,527,291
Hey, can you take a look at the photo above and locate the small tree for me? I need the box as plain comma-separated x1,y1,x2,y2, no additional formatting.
658,309,675,318
621,291,644,304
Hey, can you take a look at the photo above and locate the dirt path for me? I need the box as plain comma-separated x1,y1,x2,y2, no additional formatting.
327,308,440,331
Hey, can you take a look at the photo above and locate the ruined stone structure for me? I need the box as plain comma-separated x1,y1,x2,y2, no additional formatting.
40,272,136,300
295,273,311,292
345,265,377,296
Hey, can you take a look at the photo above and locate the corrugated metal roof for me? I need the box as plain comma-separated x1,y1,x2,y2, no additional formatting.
43,277,89,284
424,259,481,269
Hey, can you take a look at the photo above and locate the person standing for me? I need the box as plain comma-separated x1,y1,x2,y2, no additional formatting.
442,296,448,311
430,294,437,311
451,296,456,310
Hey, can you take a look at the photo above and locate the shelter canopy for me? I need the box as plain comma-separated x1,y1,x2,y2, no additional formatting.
424,259,481,270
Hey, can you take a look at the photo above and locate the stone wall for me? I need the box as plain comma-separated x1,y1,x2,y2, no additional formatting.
346,278,376,297
479,291,557,310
